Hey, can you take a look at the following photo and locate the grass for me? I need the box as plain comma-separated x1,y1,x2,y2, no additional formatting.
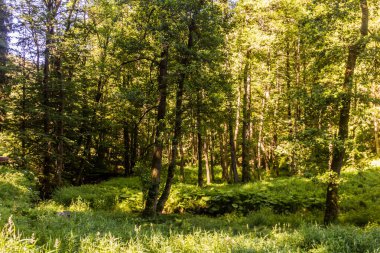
1,160,380,252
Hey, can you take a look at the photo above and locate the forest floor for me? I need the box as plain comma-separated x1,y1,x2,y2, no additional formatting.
1,161,380,252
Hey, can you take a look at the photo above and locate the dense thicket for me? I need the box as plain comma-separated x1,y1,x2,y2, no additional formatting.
1,0,380,221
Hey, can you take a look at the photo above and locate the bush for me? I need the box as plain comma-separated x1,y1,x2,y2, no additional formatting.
164,178,326,215
0,166,38,226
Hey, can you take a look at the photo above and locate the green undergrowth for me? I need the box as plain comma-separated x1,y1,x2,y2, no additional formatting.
1,209,380,252
53,177,143,212
1,161,380,252
0,166,39,228
51,164,380,225
164,178,325,215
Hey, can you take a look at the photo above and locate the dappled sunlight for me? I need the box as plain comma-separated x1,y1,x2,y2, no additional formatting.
370,159,380,168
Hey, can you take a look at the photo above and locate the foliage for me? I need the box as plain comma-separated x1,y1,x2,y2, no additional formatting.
53,177,143,212
50,162,380,224
0,166,38,227
1,162,380,252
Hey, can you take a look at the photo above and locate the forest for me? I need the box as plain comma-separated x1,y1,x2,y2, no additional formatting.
1,0,380,252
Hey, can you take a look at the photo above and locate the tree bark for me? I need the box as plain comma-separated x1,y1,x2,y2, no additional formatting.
228,102,239,183
219,131,229,181
123,122,132,176
205,134,211,185
241,50,252,182
55,55,64,187
0,0,8,131
179,141,185,182
156,14,196,212
210,134,215,182
197,91,203,187
41,0,56,199
324,0,368,224
143,44,169,217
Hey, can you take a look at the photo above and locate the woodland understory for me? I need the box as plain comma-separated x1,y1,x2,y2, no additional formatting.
1,1,380,251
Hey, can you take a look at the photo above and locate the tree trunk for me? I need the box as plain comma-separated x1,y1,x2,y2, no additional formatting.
0,0,8,131
219,131,229,181
55,55,64,187
131,122,138,170
123,122,132,176
372,83,380,156
197,91,203,187
156,15,196,212
179,141,185,182
228,104,239,183
234,84,241,149
210,134,215,182
324,0,368,224
241,50,251,182
257,96,265,171
41,0,55,199
205,134,211,185
143,44,169,217
375,116,380,156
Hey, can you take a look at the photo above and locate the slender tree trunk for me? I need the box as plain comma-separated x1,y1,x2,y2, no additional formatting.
131,123,138,171
0,0,8,131
123,122,132,176
257,96,265,171
55,56,64,187
21,55,26,167
197,91,203,187
228,103,239,183
234,84,241,148
219,131,229,181
143,44,169,217
204,134,211,185
372,79,380,156
210,134,215,182
179,141,185,182
41,1,55,198
192,119,197,165
156,15,196,212
375,119,380,156
242,50,252,182
324,0,368,224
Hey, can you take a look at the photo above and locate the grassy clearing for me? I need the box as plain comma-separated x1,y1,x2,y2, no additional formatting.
1,161,380,252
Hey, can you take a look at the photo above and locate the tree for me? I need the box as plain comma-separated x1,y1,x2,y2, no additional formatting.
324,0,369,224
0,0,9,131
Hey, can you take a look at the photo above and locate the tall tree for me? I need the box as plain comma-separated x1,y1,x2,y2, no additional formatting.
143,43,169,216
0,0,9,131
241,49,252,182
40,0,63,198
324,0,369,224
156,7,197,212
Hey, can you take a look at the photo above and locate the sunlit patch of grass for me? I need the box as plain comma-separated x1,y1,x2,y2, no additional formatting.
1,215,380,252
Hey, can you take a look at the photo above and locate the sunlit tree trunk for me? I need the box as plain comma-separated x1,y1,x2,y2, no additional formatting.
204,136,211,185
